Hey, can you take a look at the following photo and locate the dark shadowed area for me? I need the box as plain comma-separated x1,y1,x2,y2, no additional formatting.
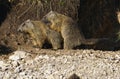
0,0,11,26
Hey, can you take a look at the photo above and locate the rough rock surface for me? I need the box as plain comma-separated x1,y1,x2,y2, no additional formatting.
0,49,120,79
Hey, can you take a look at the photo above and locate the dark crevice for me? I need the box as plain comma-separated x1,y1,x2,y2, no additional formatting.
0,44,14,55
0,0,12,26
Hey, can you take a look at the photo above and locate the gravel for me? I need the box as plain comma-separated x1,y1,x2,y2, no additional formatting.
0,49,120,79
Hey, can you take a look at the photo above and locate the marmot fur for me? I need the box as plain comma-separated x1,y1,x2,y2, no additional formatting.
18,19,63,49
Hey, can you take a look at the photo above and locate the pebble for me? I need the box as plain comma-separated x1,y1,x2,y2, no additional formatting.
9,50,28,61
0,61,4,67
0,49,120,79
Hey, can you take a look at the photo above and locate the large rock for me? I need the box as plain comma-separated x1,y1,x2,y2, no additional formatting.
9,50,28,61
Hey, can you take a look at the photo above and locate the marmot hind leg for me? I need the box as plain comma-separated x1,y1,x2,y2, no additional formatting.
46,28,63,49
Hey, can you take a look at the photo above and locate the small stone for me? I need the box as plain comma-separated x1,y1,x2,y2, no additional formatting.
20,72,26,76
14,65,24,73
14,50,27,58
47,75,55,79
11,61,20,67
9,55,21,61
9,51,28,61
0,61,10,71
0,61,4,67
3,74,10,79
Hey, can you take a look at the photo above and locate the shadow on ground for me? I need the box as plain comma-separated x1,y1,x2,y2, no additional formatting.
0,45,14,55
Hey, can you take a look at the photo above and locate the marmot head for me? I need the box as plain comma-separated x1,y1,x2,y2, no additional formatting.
41,11,59,23
18,19,34,33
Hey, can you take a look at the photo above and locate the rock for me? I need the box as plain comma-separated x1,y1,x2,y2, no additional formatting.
14,65,24,73
9,55,21,61
11,61,20,67
9,51,28,61
0,61,9,71
3,74,10,79
0,61,4,68
47,75,55,79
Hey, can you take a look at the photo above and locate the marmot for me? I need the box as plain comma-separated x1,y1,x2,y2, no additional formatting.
18,19,63,49
41,11,106,49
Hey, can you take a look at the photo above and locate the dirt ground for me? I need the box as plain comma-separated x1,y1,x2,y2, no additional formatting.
0,49,120,79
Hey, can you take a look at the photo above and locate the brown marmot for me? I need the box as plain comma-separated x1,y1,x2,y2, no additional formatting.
18,19,63,49
41,11,106,49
